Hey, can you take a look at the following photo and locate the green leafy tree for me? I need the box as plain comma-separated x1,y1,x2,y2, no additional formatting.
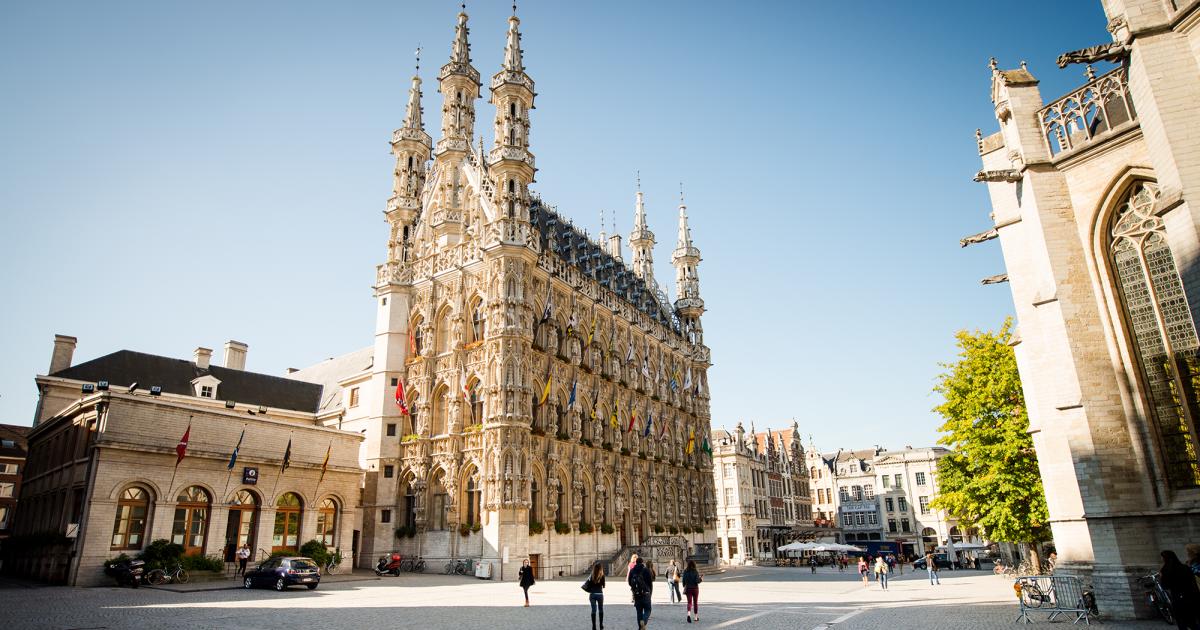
930,318,1051,568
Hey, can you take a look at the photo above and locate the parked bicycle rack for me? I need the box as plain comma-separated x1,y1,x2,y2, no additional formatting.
1014,575,1095,625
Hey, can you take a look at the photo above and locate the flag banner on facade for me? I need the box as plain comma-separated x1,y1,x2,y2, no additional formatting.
659,415,668,438
394,379,410,415
318,443,331,485
626,406,637,433
460,369,471,400
610,404,619,430
643,412,653,438
175,424,191,467
684,368,692,391
702,436,712,455
625,343,634,364
586,313,596,348
227,428,245,471
567,379,577,411
281,438,292,473
538,371,552,406
686,427,696,454
567,310,577,337
671,369,681,391
540,285,553,324
642,357,650,379
408,327,417,355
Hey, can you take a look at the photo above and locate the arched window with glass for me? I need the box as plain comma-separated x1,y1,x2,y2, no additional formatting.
412,318,425,355
316,498,338,547
464,476,481,525
272,493,303,553
921,527,938,553
468,382,483,425
471,303,486,343
436,309,453,354
431,385,449,436
530,477,541,525
172,486,211,555
554,477,566,524
111,486,151,551
402,479,417,529
1108,181,1200,489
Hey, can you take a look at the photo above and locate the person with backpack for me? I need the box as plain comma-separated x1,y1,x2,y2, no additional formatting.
875,556,889,590
582,562,606,630
682,559,702,623
518,558,535,606
666,559,682,604
628,555,654,629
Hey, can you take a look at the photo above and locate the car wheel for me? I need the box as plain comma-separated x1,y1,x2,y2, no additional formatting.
244,577,254,589
306,584,318,590
274,578,286,592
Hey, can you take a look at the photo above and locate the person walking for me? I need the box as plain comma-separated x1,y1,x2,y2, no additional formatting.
809,555,818,574
235,544,251,577
875,556,889,590
628,553,639,573
628,556,654,629
519,558,536,606
1186,544,1200,579
858,556,869,586
925,551,941,586
1161,550,1200,630
583,562,606,630
682,559,702,623
886,554,897,577
666,559,682,604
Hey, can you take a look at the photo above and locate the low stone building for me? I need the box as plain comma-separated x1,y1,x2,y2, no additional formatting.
6,336,362,586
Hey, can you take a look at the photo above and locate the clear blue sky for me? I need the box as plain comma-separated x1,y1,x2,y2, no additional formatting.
0,1,1115,450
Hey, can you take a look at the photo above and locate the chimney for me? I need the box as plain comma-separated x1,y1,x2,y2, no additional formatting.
50,334,77,374
608,234,622,261
223,340,248,370
194,347,213,370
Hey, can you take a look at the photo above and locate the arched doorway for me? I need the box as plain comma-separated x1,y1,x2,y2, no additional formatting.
921,527,938,553
172,486,211,556
224,489,259,561
272,493,302,553
316,498,338,547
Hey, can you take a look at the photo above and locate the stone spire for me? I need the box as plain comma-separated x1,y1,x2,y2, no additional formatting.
488,5,536,224
385,47,433,262
430,6,481,246
629,174,656,283
672,190,704,314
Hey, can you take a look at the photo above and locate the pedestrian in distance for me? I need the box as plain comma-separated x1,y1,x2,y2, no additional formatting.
858,556,869,586
1160,549,1200,630
875,556,889,590
809,555,818,574
236,544,251,577
666,559,682,604
583,561,606,630
837,555,845,573
519,558,536,606
628,555,654,629
925,551,941,586
682,559,702,623
886,554,897,576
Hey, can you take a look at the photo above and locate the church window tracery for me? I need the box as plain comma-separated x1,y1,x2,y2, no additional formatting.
1108,181,1200,488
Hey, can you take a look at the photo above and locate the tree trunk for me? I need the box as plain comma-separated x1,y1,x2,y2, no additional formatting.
1024,542,1042,574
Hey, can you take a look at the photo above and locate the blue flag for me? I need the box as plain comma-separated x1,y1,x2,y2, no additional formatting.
568,380,577,411
643,412,653,438
227,429,245,470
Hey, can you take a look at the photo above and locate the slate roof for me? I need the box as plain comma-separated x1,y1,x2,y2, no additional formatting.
285,347,373,413
50,350,323,414
529,198,680,332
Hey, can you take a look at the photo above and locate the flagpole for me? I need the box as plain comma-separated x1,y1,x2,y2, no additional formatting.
167,416,192,497
313,440,332,502
270,432,293,501
222,424,248,501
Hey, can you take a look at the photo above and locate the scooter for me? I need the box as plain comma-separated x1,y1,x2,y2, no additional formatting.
103,559,146,588
375,553,402,576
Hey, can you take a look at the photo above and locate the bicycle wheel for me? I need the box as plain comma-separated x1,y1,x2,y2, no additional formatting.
327,561,340,575
176,569,189,584
1019,582,1045,608
444,562,454,574
414,560,425,573
146,569,166,586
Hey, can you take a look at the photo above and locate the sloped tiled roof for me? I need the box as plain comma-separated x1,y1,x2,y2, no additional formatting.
51,350,323,414
285,347,374,413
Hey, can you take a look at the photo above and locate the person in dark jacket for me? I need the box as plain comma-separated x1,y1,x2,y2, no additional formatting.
682,559,702,623
1161,550,1200,630
518,558,535,607
628,556,653,629
584,562,606,630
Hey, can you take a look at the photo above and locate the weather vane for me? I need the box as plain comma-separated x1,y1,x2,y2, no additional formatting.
415,45,421,73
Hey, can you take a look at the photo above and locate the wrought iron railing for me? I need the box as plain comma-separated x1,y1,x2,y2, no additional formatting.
1039,66,1136,157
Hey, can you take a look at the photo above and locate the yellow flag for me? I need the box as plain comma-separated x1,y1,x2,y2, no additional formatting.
686,427,696,454
610,406,619,429
538,375,552,406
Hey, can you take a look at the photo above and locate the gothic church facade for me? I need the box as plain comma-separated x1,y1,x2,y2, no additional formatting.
291,8,717,578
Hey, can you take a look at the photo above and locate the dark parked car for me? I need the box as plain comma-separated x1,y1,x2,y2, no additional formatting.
243,557,321,591
912,554,954,570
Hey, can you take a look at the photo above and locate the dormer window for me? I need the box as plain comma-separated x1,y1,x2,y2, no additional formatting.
190,375,221,400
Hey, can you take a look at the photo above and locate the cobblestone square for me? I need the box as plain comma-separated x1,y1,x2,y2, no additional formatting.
0,565,1170,629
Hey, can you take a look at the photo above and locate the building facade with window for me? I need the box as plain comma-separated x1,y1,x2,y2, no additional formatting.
4,336,362,586
969,0,1200,618
286,7,717,579
0,424,29,540
872,447,973,558
711,422,811,565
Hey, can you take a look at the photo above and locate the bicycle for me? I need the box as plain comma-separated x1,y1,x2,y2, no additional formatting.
146,563,189,585
1139,572,1174,625
322,551,343,575
444,558,471,575
407,555,426,573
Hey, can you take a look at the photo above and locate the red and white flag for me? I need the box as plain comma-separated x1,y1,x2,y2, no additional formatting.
460,369,471,400
394,379,410,415
175,424,191,467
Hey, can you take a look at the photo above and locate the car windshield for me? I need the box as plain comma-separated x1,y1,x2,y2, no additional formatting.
290,559,319,571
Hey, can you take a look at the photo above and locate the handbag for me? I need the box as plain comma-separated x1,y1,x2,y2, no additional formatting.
581,578,592,592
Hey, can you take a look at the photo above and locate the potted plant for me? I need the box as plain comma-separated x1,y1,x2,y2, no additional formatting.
668,525,678,534
600,522,615,535
653,524,665,534
470,522,481,534
529,521,545,535
458,523,471,537
681,525,691,534
554,521,571,535
578,522,593,534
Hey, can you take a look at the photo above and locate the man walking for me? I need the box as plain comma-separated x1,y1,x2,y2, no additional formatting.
628,556,654,629
925,551,941,585
236,544,251,577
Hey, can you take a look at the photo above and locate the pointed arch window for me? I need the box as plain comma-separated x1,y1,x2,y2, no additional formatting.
431,386,449,437
465,476,481,525
471,303,486,342
436,310,453,354
469,385,483,425
1109,182,1200,489
412,318,425,355
530,478,541,524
